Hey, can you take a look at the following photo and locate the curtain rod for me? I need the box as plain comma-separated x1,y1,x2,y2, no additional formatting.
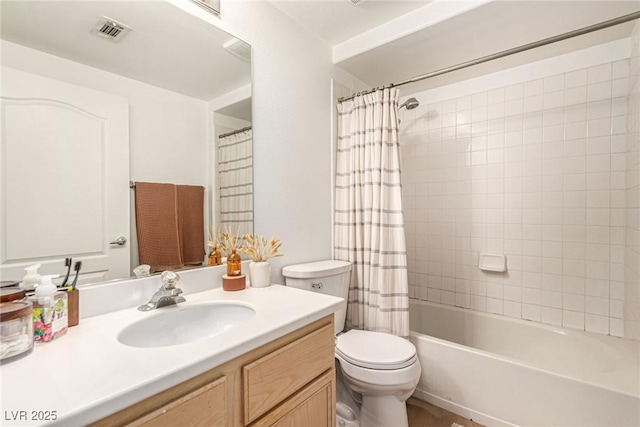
218,126,252,139
338,10,640,103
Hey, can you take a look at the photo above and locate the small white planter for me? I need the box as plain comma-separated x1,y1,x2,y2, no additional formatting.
249,261,271,288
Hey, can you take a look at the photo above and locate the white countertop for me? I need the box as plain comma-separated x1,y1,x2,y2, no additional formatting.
0,284,343,426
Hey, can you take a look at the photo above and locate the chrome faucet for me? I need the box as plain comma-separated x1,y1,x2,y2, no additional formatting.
137,270,186,311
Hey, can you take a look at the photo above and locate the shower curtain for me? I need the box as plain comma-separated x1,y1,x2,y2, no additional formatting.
217,128,253,235
334,88,410,338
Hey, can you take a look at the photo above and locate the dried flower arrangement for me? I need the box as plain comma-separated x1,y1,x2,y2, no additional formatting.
207,226,218,249
238,234,283,262
206,226,223,265
216,226,241,257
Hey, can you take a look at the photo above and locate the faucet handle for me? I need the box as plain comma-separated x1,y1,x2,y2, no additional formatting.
160,270,180,290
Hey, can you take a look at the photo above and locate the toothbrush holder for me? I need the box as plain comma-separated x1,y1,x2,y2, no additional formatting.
67,289,79,327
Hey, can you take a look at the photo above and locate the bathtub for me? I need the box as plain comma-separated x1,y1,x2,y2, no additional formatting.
409,300,640,427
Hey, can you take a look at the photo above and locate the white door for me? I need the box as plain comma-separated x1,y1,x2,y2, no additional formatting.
0,67,130,284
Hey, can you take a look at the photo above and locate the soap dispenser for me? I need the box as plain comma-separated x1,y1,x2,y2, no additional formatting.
30,275,68,343
21,264,41,291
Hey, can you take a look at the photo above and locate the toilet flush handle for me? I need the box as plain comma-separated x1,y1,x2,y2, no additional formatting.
312,282,323,289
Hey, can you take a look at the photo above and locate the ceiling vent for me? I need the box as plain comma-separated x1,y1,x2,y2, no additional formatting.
91,17,131,42
223,38,251,63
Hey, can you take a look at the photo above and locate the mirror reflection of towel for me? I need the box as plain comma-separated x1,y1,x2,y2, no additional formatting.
134,182,205,273
177,185,205,266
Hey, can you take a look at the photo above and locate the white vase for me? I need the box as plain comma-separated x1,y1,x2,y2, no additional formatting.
249,261,271,288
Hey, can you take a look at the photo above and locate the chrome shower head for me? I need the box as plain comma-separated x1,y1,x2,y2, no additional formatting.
399,97,419,110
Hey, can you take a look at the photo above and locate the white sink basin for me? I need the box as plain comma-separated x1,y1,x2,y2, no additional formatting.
118,302,255,348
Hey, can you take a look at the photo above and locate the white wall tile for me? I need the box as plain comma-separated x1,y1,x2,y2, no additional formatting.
543,124,564,143
505,83,524,100
544,74,564,93
565,86,587,105
541,290,562,308
587,118,611,137
610,299,624,318
543,91,564,110
457,95,472,110
586,296,609,315
587,100,611,120
487,297,503,314
522,303,541,321
563,310,585,330
611,97,627,116
505,99,524,116
610,318,624,337
586,313,609,334
612,78,628,98
541,307,563,325
564,122,587,140
565,69,588,89
588,63,612,84
504,300,522,318
404,53,636,340
488,88,505,105
587,81,612,102
612,60,628,79
564,103,587,123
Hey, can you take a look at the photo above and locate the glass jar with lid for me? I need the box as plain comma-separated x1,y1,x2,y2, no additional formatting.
0,285,34,364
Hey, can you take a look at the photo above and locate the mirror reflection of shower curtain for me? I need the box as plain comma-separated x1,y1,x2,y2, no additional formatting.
217,129,253,235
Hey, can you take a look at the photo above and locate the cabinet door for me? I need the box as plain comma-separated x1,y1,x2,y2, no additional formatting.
130,376,227,427
252,369,335,427
243,324,334,423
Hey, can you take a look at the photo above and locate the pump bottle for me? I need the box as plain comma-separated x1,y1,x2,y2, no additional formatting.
29,275,68,343
21,264,41,291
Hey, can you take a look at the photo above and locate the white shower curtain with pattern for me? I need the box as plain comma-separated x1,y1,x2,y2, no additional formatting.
334,88,410,338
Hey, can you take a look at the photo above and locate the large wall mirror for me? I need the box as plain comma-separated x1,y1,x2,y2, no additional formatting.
0,0,252,284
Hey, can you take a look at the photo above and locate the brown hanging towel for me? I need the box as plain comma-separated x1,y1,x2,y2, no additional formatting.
177,185,206,266
134,182,204,273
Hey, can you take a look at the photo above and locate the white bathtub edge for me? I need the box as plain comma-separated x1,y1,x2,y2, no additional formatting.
412,387,519,427
409,300,640,427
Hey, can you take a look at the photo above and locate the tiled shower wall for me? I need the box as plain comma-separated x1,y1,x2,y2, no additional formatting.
400,41,638,338
626,22,640,340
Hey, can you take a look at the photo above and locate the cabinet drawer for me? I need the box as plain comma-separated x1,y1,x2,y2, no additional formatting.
243,323,334,424
130,376,227,427
251,369,335,427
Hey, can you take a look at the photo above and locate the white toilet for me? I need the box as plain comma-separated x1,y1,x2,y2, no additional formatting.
282,260,421,427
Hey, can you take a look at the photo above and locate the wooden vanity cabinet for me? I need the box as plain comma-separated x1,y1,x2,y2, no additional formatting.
251,370,334,427
91,315,336,427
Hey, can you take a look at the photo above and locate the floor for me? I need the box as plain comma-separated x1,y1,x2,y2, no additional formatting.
407,398,485,427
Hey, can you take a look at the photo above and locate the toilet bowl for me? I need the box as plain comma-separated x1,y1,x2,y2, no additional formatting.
282,260,421,427
335,329,421,427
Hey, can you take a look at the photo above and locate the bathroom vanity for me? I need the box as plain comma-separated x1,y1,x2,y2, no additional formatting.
92,316,335,426
0,266,342,426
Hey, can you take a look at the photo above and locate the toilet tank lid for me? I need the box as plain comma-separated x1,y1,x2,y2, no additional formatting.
282,260,351,279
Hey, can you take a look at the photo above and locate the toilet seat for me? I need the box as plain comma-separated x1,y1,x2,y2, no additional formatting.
336,330,417,370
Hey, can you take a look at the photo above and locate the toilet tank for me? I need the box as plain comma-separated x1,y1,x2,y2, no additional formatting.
282,260,351,335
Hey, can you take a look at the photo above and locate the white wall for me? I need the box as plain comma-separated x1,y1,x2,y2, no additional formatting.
0,40,209,269
400,39,634,338
625,21,640,341
173,0,357,282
